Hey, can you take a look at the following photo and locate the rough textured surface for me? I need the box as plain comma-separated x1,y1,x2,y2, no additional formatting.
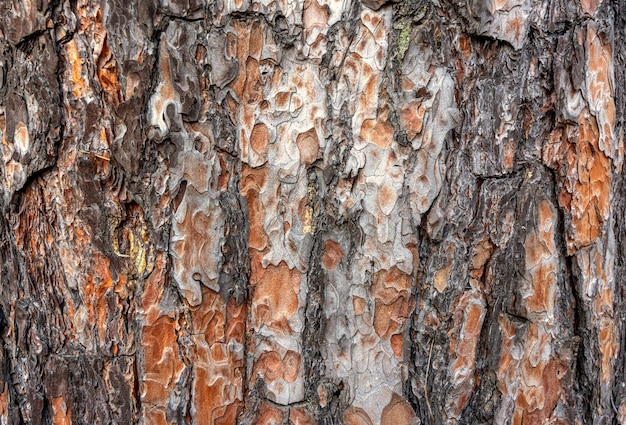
1,0,626,424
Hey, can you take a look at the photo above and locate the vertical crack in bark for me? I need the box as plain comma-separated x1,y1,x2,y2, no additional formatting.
301,229,332,422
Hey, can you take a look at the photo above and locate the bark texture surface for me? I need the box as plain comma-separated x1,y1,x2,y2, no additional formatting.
0,0,625,424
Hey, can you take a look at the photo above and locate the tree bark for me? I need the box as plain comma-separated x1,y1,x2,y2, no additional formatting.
0,0,625,424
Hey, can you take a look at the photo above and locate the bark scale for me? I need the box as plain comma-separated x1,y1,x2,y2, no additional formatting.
0,0,625,424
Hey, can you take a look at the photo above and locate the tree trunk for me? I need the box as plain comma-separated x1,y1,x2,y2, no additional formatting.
0,0,625,424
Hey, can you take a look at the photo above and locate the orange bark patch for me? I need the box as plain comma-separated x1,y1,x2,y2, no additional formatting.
433,264,451,293
390,333,403,358
399,101,425,140
141,316,185,405
353,296,366,316
447,292,485,418
228,21,260,100
247,189,268,251
249,21,264,58
226,296,247,342
317,384,328,408
502,140,516,170
241,164,269,194
381,393,416,425
599,318,617,383
52,397,71,425
343,406,374,425
378,182,397,215
371,267,412,303
525,262,556,314
496,314,520,396
400,76,415,93
250,123,270,156
191,292,246,425
193,368,227,422
275,91,292,111
464,302,484,338
255,402,284,424
433,243,455,293
321,239,344,271
241,165,269,251
140,261,176,415
143,409,168,425
586,26,615,154
504,16,522,45
191,287,225,343
470,239,494,280
142,252,166,324
256,350,283,382
192,340,244,425
458,34,471,57
371,267,412,338
497,311,567,423
66,39,86,98
296,128,320,165
97,36,123,105
251,260,301,332
214,401,243,425
303,0,329,43
520,360,562,423
542,29,615,253
244,57,263,105
492,0,508,9
290,408,316,425
361,117,393,148
569,110,610,251
523,199,557,316
92,253,114,348
0,384,6,421
283,350,302,383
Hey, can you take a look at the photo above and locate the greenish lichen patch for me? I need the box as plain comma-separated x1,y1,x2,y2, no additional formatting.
395,17,412,62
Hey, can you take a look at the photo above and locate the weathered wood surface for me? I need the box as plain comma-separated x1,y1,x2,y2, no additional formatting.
0,0,625,424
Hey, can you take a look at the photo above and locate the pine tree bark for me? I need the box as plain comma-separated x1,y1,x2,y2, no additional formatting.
0,0,625,424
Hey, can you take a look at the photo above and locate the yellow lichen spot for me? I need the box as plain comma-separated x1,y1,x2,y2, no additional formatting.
302,207,314,234
110,209,154,279
110,217,128,258
302,184,317,234
130,217,153,277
